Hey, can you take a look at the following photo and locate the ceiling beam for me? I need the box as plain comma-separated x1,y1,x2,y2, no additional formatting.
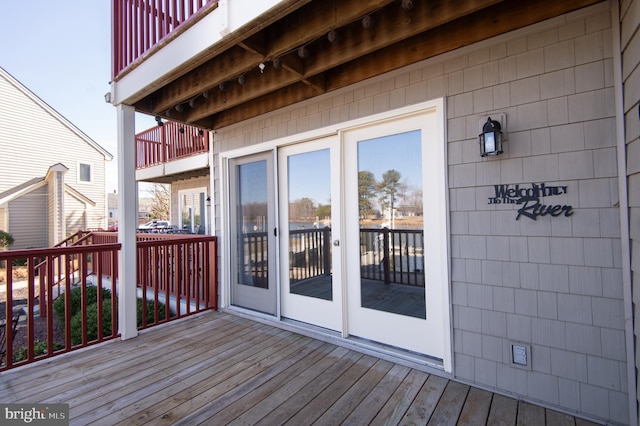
325,0,602,90
146,0,395,116
196,0,602,129
197,81,325,129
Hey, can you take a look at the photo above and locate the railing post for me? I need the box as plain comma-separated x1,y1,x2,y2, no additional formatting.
161,123,167,163
322,227,331,276
382,228,390,285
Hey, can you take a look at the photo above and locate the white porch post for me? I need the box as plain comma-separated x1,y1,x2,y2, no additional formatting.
116,104,138,340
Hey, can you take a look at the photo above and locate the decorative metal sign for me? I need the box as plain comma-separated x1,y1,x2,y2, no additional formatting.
488,183,574,220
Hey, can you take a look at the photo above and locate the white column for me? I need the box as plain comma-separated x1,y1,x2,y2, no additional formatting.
116,104,138,340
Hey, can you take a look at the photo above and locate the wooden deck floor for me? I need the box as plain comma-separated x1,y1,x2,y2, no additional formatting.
0,311,598,425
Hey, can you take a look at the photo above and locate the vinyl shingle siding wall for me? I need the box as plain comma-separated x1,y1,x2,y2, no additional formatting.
212,4,626,423
621,0,640,420
8,185,47,249
0,70,110,241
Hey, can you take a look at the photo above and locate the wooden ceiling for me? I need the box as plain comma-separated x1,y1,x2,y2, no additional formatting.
131,0,602,131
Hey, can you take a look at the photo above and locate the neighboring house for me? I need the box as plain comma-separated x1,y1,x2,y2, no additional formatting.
107,191,119,229
110,1,639,424
0,67,112,249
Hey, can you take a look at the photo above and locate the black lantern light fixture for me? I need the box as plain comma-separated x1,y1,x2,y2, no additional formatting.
479,117,503,157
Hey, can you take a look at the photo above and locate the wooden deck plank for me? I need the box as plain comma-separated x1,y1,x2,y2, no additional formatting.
2,313,239,401
71,324,287,423
426,380,470,426
202,341,339,425
457,386,493,425
281,354,379,425
103,329,303,425
152,336,312,425
226,346,353,425
343,363,412,424
370,368,430,425
313,358,396,424
401,373,449,424
24,317,257,405
487,394,519,426
0,311,588,426
546,408,577,425
65,321,275,419
253,349,365,426
517,400,546,425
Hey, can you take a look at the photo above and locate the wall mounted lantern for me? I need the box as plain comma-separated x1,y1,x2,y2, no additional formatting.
479,117,503,157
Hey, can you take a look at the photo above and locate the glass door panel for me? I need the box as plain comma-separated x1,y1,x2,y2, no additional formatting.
288,149,332,300
343,106,450,364
179,188,206,234
279,138,342,331
229,152,276,315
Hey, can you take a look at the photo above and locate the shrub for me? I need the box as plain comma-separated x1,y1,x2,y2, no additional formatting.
53,286,112,321
14,341,64,362
70,300,115,345
137,298,169,326
69,296,169,345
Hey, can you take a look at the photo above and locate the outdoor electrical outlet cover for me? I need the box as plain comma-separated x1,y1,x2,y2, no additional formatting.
510,342,531,370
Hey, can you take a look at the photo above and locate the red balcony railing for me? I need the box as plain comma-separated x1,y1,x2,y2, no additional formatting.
136,121,209,169
112,0,218,79
0,232,217,371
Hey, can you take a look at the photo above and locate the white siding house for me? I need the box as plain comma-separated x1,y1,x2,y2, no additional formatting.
0,67,112,249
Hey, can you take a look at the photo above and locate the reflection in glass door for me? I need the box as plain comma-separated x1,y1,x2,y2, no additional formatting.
229,152,277,315
279,138,342,331
357,130,426,319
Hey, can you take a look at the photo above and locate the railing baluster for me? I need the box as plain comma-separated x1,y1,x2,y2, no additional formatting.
0,234,216,370
112,0,217,78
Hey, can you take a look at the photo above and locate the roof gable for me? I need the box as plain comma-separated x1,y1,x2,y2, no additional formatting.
0,67,113,160
0,177,46,205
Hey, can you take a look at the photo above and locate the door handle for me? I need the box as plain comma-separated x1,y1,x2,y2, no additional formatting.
333,239,340,246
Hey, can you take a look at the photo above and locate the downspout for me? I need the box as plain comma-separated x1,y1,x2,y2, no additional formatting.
610,1,637,424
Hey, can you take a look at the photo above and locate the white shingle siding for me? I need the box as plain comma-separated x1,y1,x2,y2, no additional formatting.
621,0,640,421
209,3,627,423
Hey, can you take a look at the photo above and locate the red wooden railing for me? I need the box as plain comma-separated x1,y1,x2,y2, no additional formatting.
112,0,218,79
0,244,120,370
0,232,217,371
88,232,218,323
136,121,209,169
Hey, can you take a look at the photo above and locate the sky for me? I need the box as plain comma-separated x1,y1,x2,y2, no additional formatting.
0,1,156,193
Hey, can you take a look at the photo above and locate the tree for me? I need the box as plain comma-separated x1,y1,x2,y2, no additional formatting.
358,171,377,219
146,183,170,220
315,204,331,220
0,230,13,268
289,198,316,221
378,169,402,220
0,230,14,249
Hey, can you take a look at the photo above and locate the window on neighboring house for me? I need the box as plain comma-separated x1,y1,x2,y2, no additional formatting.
79,163,92,183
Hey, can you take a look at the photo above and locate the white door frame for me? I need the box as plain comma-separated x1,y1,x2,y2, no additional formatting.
218,98,451,371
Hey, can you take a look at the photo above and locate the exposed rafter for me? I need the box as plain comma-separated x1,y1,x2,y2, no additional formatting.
134,0,604,130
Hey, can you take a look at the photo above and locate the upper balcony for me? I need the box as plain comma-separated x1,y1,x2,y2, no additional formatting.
110,0,601,132
135,120,210,183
